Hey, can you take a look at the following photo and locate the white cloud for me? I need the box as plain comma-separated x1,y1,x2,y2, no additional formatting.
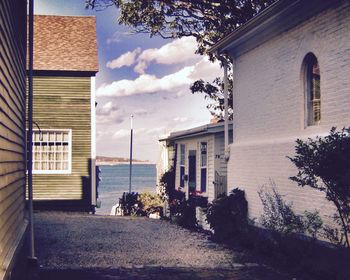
106,48,141,69
173,117,188,123
134,108,151,116
96,101,124,124
189,57,222,81
97,57,222,98
112,126,165,139
106,31,131,45
97,66,193,97
112,129,130,139
96,101,118,115
134,37,198,74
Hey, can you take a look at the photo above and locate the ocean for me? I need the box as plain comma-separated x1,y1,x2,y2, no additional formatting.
96,164,157,215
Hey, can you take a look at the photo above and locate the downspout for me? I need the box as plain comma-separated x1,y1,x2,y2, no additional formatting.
223,62,230,161
27,0,36,261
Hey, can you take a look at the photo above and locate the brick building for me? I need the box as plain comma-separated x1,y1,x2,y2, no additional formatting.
212,0,350,224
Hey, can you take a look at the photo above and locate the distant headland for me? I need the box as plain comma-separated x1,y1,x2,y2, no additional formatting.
96,156,153,165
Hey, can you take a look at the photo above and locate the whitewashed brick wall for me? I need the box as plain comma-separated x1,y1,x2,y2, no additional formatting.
228,3,350,225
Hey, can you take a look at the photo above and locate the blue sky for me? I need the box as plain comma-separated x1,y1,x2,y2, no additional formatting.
35,0,222,163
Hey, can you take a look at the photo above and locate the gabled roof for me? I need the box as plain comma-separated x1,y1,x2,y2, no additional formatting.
210,0,341,57
159,121,233,142
32,15,98,72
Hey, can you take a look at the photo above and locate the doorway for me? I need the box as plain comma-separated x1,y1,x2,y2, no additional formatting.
188,150,196,193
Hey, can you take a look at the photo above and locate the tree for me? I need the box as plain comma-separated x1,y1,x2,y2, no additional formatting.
86,0,276,56
190,75,233,120
289,127,350,247
86,0,276,119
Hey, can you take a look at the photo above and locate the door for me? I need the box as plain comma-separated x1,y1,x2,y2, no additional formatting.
188,150,196,193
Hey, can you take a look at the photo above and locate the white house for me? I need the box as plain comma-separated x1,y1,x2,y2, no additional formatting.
159,121,233,202
211,0,350,224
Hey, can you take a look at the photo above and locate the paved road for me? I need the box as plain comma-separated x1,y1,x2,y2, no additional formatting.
32,212,291,279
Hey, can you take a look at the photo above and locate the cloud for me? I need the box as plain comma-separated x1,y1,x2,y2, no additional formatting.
106,31,132,45
173,117,188,123
97,57,221,98
106,48,141,69
96,101,124,124
112,129,131,139
112,126,165,139
97,67,193,97
106,37,198,73
134,108,151,116
189,57,222,81
134,37,198,74
96,101,118,116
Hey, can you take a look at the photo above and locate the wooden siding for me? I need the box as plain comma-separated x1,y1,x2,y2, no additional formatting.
174,135,215,200
31,76,92,202
214,133,227,176
0,0,27,278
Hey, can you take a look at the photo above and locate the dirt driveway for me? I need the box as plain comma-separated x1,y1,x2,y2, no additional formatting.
33,212,291,279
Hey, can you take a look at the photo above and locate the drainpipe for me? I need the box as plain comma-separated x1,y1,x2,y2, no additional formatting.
223,62,230,161
27,0,36,261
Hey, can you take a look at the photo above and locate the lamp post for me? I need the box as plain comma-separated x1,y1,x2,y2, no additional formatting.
128,115,133,193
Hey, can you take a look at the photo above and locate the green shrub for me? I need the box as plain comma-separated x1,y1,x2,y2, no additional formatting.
258,184,323,238
138,192,164,216
289,127,350,247
119,192,139,216
206,188,248,241
159,166,176,200
171,199,197,229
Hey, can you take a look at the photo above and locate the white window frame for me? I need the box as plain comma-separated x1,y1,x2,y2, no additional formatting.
200,141,208,193
31,129,72,175
200,142,207,168
180,144,185,166
179,144,185,188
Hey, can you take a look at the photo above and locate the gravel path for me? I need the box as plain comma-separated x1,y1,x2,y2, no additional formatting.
33,212,290,279
35,212,234,269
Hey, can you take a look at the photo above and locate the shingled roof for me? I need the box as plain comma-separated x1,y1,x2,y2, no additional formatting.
33,15,98,72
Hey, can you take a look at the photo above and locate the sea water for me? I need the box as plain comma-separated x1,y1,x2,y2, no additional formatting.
96,164,157,215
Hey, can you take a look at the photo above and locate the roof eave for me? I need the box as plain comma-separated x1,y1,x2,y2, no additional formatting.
210,0,341,57
160,121,233,142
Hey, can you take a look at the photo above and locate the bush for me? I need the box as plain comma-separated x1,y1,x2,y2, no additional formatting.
119,192,139,216
258,184,323,239
159,166,176,201
188,194,208,208
206,188,248,241
289,127,350,247
170,199,197,230
138,192,164,216
118,192,164,217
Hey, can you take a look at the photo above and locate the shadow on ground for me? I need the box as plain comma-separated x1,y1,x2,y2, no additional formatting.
37,266,288,280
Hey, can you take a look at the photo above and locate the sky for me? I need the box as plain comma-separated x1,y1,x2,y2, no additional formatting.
35,0,223,163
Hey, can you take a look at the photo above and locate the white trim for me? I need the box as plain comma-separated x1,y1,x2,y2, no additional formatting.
91,76,97,205
31,129,72,175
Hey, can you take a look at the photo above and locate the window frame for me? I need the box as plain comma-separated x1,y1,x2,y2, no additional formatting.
31,129,72,175
200,142,207,193
179,144,185,188
303,53,321,127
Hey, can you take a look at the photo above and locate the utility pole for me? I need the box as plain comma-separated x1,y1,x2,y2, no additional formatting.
128,115,133,193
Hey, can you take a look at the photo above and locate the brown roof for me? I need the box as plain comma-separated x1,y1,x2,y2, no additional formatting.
32,15,98,72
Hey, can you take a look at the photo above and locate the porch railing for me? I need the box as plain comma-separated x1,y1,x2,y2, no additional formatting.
214,171,227,199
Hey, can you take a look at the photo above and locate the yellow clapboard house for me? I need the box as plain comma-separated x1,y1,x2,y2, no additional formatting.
0,0,28,279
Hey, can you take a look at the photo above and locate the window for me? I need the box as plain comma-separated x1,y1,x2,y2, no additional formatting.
179,144,185,188
200,142,207,192
304,53,321,126
32,129,72,174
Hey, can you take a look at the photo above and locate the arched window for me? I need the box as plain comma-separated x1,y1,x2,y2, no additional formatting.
304,53,321,126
